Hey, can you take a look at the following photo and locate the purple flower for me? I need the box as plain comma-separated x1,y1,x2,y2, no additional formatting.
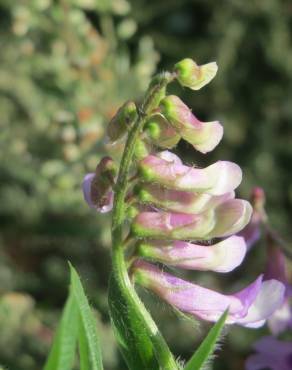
264,238,292,335
245,336,292,370
159,95,223,153
137,236,247,273
133,260,285,327
82,157,116,213
238,187,266,250
132,198,252,240
139,151,242,195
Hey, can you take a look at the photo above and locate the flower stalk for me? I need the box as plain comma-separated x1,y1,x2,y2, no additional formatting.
110,72,179,370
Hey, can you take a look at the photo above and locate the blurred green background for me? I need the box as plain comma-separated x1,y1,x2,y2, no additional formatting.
0,0,291,369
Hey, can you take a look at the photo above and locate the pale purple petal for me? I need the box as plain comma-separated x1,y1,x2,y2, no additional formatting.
159,95,223,153
236,279,285,327
157,150,183,164
265,242,287,284
211,199,253,238
137,236,247,273
238,213,261,250
82,173,95,208
137,183,235,214
268,300,292,335
253,336,292,356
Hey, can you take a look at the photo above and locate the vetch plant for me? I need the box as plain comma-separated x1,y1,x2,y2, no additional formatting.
45,58,286,370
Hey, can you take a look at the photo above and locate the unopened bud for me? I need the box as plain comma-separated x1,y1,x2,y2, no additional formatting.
107,101,137,142
82,157,117,213
134,138,151,160
145,114,180,149
174,58,218,90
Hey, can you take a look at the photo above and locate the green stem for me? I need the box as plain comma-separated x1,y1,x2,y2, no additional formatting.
111,72,178,370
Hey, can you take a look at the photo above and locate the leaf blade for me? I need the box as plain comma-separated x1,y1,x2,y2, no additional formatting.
184,310,228,370
70,264,103,370
44,291,79,370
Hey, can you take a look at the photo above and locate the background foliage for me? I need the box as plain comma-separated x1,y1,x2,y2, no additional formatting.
0,0,291,369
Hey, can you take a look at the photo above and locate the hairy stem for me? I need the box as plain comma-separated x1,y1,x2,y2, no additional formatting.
111,72,178,370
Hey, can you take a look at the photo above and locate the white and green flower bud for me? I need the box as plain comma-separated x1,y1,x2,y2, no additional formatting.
174,58,218,90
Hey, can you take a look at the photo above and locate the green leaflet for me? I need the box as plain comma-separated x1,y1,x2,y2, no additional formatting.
184,310,228,370
70,264,104,370
108,273,160,370
44,291,79,370
78,317,91,370
44,264,104,370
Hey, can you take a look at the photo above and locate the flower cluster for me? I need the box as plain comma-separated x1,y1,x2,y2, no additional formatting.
83,58,285,328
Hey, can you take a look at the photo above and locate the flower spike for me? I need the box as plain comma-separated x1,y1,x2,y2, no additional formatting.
82,59,285,367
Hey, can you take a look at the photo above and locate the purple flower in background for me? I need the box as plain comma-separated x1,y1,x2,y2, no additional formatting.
238,187,266,250
264,235,292,335
245,336,292,370
133,260,285,327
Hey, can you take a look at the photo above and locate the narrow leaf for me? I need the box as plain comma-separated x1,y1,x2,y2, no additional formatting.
78,314,90,370
70,264,103,370
44,291,79,370
184,309,228,370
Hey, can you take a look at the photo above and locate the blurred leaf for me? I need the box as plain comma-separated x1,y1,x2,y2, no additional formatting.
44,292,79,370
70,264,104,370
184,310,228,370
